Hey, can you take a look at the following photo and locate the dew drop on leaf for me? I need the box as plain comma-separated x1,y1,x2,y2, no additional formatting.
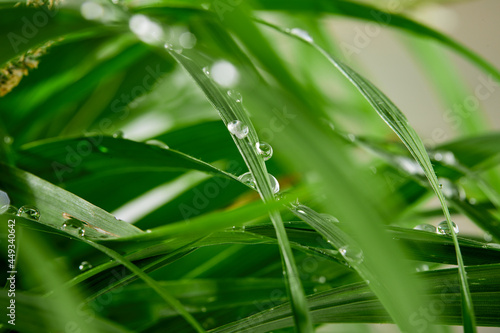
319,213,339,223
437,221,459,235
112,131,124,139
413,224,436,233
227,90,242,103
227,120,248,139
290,28,313,42
255,141,273,161
79,261,92,271
16,205,41,221
146,140,169,149
339,245,364,265
0,190,10,214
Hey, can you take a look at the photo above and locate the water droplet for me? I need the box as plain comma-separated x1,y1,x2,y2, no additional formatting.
210,60,239,87
0,190,11,214
483,232,493,242
290,28,313,42
416,264,429,272
4,136,13,144
98,146,109,153
339,245,363,265
79,261,92,271
112,131,124,139
81,1,104,21
255,142,273,161
437,221,459,235
227,120,248,139
179,31,197,49
469,198,477,205
201,306,207,313
347,133,356,142
413,224,436,233
318,276,326,284
146,140,169,149
3,205,18,215
129,14,164,45
319,213,339,223
16,205,41,221
203,66,210,76
61,215,86,237
227,90,242,103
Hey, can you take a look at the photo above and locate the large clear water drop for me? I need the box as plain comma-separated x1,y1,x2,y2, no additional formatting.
255,142,273,161
16,205,41,221
227,120,248,139
437,221,459,235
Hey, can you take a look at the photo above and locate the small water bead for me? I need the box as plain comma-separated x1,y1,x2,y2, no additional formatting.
146,229,152,233
290,28,313,43
438,178,464,199
319,213,339,223
339,245,364,265
3,205,18,215
227,90,242,103
112,131,124,139
202,66,210,76
238,172,255,189
255,142,273,161
4,136,13,144
79,261,92,271
347,133,356,143
318,276,326,284
0,190,10,214
61,218,86,237
146,140,169,149
227,120,249,139
238,172,280,193
413,224,437,233
437,221,459,235
416,264,429,272
16,205,41,221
